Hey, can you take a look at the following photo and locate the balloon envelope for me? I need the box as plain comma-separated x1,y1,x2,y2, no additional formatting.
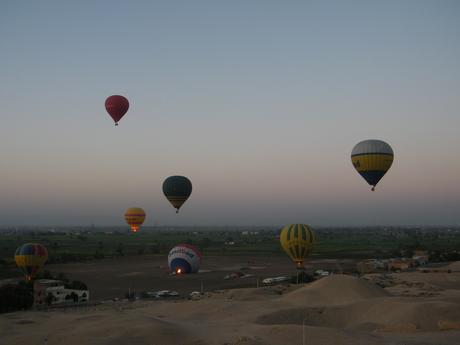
162,176,192,213
105,95,129,125
351,139,394,190
280,224,315,268
168,244,202,274
124,207,146,233
15,243,48,280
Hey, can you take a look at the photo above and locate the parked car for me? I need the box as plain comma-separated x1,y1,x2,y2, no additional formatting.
314,270,330,277
262,276,288,284
189,291,202,300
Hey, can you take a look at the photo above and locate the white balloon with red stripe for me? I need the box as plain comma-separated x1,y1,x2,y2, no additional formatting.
168,244,202,274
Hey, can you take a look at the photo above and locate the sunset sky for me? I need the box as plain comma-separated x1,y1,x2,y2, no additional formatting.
1,1,459,226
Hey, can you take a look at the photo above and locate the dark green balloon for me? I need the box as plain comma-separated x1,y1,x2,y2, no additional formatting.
162,176,192,213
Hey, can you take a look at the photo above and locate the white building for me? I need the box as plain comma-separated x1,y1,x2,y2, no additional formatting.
34,279,89,307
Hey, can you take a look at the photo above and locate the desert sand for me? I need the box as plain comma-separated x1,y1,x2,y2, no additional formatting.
2,272,460,345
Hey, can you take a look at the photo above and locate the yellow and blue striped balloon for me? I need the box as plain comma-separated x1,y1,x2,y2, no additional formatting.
351,139,394,191
15,243,48,281
280,224,315,268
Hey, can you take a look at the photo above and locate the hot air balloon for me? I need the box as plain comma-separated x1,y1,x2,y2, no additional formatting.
168,244,202,274
105,95,129,126
15,243,48,281
124,207,146,233
351,139,394,191
280,224,315,269
162,176,192,213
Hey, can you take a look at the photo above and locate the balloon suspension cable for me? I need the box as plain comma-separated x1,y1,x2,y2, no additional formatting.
371,186,375,191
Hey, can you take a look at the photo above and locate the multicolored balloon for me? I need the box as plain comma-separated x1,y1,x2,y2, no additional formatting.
162,176,192,213
15,243,48,281
280,224,315,269
124,207,146,233
351,139,394,191
168,244,202,274
105,95,129,126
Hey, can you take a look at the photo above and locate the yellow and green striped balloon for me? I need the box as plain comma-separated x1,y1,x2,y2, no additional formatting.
351,139,394,191
280,224,315,268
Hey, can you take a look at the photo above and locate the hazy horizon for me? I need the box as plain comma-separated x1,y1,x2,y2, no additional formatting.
2,1,460,227
2,224,460,232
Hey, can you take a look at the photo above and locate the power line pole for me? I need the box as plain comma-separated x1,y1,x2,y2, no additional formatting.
303,318,307,345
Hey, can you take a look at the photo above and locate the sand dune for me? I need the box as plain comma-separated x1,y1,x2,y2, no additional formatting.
282,274,389,305
251,275,460,332
2,273,460,345
257,297,460,331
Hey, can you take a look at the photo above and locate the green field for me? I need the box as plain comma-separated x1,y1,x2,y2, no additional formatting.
2,227,460,279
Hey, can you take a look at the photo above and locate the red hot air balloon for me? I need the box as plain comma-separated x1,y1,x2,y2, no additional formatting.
105,95,129,126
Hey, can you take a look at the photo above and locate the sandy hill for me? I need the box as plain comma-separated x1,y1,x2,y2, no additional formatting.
257,296,460,332
282,274,389,305
2,272,460,345
256,274,460,333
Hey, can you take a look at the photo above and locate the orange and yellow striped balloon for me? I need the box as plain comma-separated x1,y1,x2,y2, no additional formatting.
124,207,146,233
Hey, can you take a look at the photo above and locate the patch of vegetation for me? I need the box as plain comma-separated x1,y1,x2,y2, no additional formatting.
1,227,460,279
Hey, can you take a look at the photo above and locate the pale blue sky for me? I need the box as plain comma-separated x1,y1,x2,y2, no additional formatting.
1,1,459,226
